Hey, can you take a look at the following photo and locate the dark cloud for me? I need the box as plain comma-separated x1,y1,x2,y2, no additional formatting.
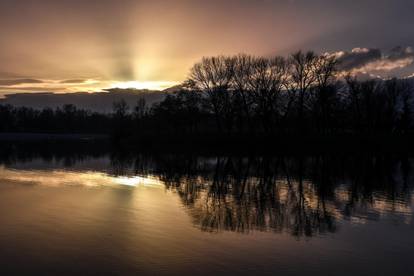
388,46,413,61
335,47,414,74
336,48,382,71
0,86,62,92
0,78,44,86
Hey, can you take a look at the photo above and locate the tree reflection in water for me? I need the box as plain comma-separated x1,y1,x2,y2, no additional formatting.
110,153,413,237
1,145,413,237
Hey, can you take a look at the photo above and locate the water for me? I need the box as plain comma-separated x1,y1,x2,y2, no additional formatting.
1,150,414,275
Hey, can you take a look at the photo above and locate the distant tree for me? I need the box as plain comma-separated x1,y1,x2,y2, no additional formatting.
0,105,15,131
133,98,147,123
112,100,131,141
59,104,78,132
112,100,129,119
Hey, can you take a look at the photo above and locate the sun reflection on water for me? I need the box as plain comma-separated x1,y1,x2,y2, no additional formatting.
0,166,163,188
113,175,162,187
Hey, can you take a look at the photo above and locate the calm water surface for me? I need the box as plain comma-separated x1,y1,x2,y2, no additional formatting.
0,152,414,275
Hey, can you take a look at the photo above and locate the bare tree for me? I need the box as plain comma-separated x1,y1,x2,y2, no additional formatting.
286,51,318,132
311,54,339,133
248,56,287,132
189,56,235,132
233,54,255,133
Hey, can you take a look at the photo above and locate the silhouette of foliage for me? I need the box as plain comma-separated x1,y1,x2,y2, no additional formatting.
1,51,414,142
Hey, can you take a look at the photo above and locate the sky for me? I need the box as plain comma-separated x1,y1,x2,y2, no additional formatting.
1,0,414,94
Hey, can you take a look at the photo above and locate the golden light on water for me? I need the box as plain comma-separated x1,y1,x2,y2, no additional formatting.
0,166,163,188
113,175,162,187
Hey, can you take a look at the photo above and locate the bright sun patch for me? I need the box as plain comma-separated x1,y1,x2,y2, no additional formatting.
110,81,179,91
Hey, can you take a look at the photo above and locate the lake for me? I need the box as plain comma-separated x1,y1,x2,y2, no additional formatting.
1,148,414,275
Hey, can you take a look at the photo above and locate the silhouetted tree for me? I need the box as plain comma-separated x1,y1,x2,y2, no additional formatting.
189,56,236,132
311,54,339,134
111,100,131,141
249,56,287,133
286,51,318,133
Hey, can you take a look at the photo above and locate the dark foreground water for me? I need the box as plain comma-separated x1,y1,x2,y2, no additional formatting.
0,149,414,275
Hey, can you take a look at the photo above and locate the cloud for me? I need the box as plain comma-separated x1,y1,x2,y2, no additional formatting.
388,46,413,60
0,86,67,92
59,79,87,84
333,47,414,76
0,78,106,95
335,48,382,71
359,57,413,72
0,79,44,86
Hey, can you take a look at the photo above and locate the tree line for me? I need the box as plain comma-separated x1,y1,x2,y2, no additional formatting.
0,103,111,134
148,51,414,137
0,51,413,141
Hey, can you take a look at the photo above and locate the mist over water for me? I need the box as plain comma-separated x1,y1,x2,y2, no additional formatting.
0,148,414,275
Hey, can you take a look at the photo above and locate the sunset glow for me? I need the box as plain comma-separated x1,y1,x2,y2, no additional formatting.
1,0,413,95
110,81,180,91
